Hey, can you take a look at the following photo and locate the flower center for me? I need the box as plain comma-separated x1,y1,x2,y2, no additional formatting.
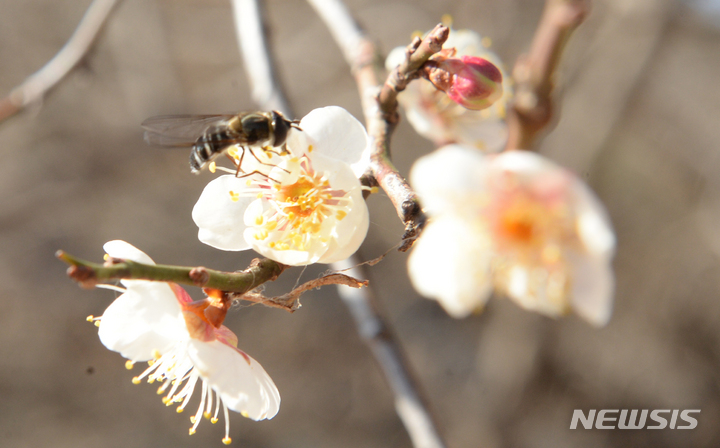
244,154,353,252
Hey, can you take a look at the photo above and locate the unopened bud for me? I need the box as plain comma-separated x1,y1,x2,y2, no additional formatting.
423,54,503,111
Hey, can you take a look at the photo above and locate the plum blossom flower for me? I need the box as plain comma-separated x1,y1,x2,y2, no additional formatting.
92,240,280,444
408,146,615,326
193,106,369,266
386,28,513,152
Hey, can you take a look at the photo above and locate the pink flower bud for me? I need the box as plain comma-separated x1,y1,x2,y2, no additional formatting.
423,54,504,111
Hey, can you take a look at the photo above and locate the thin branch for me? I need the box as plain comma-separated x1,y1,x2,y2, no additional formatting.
0,0,121,123
234,2,446,447
235,272,368,312
505,0,589,150
57,250,286,293
307,0,440,251
332,258,447,448
231,0,292,114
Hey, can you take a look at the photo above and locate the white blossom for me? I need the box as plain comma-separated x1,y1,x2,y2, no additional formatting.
386,29,513,152
94,241,280,444
408,146,615,326
193,106,369,266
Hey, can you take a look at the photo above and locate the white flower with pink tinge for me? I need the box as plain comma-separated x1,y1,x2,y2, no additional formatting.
192,106,370,266
408,146,615,326
386,28,513,152
92,240,280,445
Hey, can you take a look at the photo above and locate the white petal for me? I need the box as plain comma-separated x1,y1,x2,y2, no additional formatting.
385,46,406,71
192,175,255,251
290,106,368,167
317,195,369,263
572,181,616,257
187,340,280,420
310,152,369,261
408,216,493,318
568,251,614,327
410,145,487,215
103,240,155,265
98,282,186,361
491,149,557,176
445,29,484,55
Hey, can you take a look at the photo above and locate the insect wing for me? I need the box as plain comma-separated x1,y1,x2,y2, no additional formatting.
141,114,234,147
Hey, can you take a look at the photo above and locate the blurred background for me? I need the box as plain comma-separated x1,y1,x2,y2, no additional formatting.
1,0,720,446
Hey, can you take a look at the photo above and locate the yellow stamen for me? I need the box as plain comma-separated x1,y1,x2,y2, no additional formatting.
103,254,109,261
308,144,314,153
222,437,232,445
240,411,249,418
131,377,141,385
336,210,347,220
211,417,219,424
125,360,134,370
189,428,196,435
255,215,264,225
94,321,101,327
86,315,94,322
209,161,216,173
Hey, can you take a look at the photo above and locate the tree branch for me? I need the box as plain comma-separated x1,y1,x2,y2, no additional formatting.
505,0,589,150
0,0,121,123
230,0,292,114
306,0,442,251
57,250,286,293
304,2,448,447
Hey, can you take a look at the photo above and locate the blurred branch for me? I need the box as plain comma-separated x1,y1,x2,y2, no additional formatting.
0,0,121,123
58,250,287,292
230,0,292,114
332,258,447,448
307,0,437,251
234,2,446,447
505,0,589,150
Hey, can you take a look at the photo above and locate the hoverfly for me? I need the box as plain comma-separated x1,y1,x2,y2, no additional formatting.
141,111,299,174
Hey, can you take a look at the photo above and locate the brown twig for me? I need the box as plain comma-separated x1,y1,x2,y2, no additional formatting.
0,0,121,123
307,1,445,252
233,272,368,312
505,0,589,150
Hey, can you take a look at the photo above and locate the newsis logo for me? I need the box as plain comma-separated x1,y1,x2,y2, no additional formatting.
570,409,700,430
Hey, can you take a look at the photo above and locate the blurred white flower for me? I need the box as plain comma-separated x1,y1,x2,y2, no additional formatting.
94,240,280,444
386,29,513,152
408,146,615,326
193,106,370,266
